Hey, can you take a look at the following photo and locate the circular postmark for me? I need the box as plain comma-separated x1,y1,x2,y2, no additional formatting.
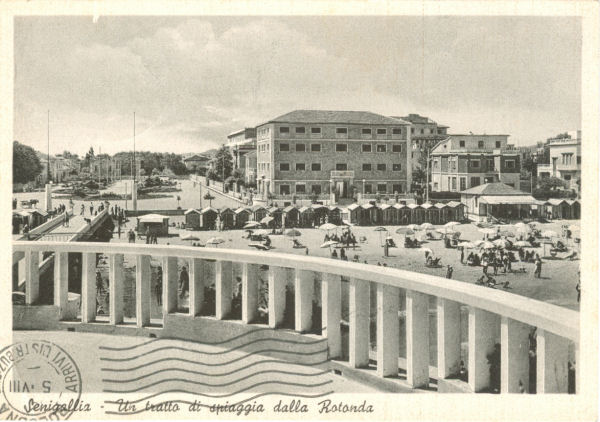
0,340,82,420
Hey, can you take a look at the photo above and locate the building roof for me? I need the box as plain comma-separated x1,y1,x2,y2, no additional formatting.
460,183,530,196
393,113,448,128
137,214,169,223
184,208,200,215
480,195,539,205
262,110,410,126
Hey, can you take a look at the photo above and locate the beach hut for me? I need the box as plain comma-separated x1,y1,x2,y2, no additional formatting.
200,207,218,230
298,206,315,228
311,203,329,226
184,208,201,229
220,208,236,229
345,203,361,225
234,207,252,229
421,202,440,225
137,214,169,237
567,199,580,219
435,202,448,224
327,205,342,225
360,202,381,225
251,205,268,222
268,206,283,227
380,204,394,225
545,198,572,219
446,201,465,222
282,205,299,228
393,203,407,225
408,203,424,224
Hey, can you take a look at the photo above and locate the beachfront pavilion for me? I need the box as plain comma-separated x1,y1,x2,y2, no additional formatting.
460,182,539,222
136,214,169,237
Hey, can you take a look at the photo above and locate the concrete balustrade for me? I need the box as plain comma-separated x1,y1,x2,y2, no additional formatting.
215,260,233,319
294,269,314,333
12,241,580,395
349,278,370,368
189,258,205,317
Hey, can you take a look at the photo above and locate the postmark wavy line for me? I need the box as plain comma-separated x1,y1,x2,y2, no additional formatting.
102,365,329,382
101,358,329,373
99,328,326,351
100,345,328,363
100,338,327,360
103,378,333,394
103,390,335,415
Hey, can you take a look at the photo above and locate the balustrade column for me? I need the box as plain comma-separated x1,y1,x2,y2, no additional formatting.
162,257,178,314
468,307,500,392
242,263,259,324
136,255,151,328
268,266,289,328
322,273,342,359
53,252,68,319
216,260,233,319
294,269,313,333
25,250,39,305
437,298,461,379
575,342,580,394
189,259,205,317
406,290,430,388
536,329,569,393
349,278,369,368
81,253,96,323
500,317,530,393
377,284,399,377
109,254,124,325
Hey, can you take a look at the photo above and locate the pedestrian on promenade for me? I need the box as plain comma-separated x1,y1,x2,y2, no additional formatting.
179,266,189,299
460,248,464,264
81,204,85,215
534,257,542,278
63,211,69,227
156,266,163,306
89,203,94,215
446,265,453,279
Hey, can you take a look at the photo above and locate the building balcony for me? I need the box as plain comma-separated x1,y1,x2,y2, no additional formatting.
331,170,355,178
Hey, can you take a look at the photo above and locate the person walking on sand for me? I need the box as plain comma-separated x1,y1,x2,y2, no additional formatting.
460,248,464,264
80,204,85,215
534,257,542,278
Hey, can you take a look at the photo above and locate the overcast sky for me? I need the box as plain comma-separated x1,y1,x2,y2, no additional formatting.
14,16,581,156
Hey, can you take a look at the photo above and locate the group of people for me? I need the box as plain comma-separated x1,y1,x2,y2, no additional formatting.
80,201,108,217
323,229,357,248
145,227,159,244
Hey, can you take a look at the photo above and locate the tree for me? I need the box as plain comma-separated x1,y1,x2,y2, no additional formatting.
538,176,567,191
210,146,234,182
13,141,42,184
412,167,427,184
203,192,215,207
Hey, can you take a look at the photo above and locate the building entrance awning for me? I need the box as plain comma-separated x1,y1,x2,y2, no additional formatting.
479,195,538,205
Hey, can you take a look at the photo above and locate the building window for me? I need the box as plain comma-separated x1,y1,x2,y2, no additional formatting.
336,127,347,134
392,128,402,135
362,163,372,171
377,128,387,135
362,144,372,152
451,177,457,191
577,156,581,164
470,177,480,187
438,129,444,134
280,127,289,134
460,177,466,191
505,160,515,169
311,185,321,194
311,143,321,152
377,163,386,171
279,163,290,171
478,141,484,148
392,183,402,193
486,158,494,170
411,128,415,134
279,143,289,152
296,184,306,194
362,128,372,135
459,140,465,148
311,162,321,171
433,182,439,190
295,127,305,134
471,159,480,168
433,159,439,170
420,129,424,134
376,144,387,153
295,143,306,152
377,184,387,193
495,141,501,148
296,163,305,171
364,184,373,194
336,163,348,171
392,163,402,171
335,144,347,152
280,184,290,195
311,127,321,134
392,144,402,153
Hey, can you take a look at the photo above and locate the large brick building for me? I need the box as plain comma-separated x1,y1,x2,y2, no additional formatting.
254,110,412,202
430,134,521,192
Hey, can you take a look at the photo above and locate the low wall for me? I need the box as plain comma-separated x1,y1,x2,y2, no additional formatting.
13,305,60,330
125,209,186,217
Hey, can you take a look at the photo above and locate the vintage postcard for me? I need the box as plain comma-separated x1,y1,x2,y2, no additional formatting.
1,1,598,420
